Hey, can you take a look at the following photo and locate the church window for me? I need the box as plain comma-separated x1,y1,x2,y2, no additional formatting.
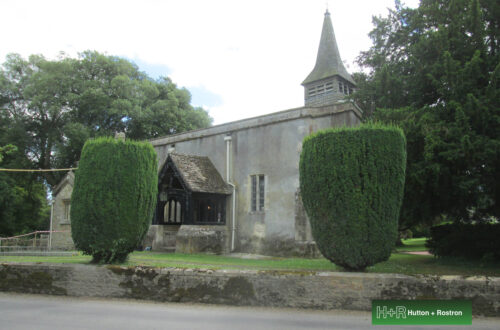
339,82,343,92
250,174,265,212
164,198,182,224
251,175,257,211
194,195,226,224
63,199,71,223
258,175,265,210
325,82,333,92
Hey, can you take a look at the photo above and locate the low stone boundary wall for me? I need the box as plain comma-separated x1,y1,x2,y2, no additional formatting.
0,263,498,316
0,252,76,257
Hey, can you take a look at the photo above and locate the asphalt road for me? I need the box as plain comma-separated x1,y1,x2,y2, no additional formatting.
0,293,498,330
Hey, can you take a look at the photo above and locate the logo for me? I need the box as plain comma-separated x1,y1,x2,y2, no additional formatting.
372,300,471,325
376,305,407,319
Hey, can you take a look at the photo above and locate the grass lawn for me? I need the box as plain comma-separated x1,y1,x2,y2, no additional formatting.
1,244,499,277
395,237,428,252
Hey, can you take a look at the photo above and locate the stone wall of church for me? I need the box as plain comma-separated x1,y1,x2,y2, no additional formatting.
149,102,362,257
51,182,75,250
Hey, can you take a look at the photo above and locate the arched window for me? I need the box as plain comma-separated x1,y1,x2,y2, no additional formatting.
164,198,183,224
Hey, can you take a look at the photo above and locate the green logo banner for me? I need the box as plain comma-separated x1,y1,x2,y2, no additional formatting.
372,300,472,325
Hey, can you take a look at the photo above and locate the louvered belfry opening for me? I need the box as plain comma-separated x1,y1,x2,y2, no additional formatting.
302,9,356,107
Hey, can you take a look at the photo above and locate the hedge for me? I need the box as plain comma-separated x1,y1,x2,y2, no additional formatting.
70,137,158,263
299,123,406,270
427,223,500,261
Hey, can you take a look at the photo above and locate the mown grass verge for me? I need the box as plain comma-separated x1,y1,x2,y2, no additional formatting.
394,237,428,252
1,240,498,276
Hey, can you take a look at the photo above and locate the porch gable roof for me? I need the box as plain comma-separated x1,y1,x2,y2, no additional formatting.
166,153,232,195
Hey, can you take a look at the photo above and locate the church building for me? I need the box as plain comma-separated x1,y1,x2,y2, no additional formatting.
52,10,362,257
144,9,362,256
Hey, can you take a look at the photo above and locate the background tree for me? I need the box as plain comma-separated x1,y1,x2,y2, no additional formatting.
354,0,500,231
0,118,49,236
0,51,212,236
0,51,212,187
0,144,16,163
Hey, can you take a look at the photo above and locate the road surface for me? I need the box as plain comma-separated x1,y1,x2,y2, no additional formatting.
0,293,498,330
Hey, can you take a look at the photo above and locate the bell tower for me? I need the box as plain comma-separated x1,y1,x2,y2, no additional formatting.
302,9,356,107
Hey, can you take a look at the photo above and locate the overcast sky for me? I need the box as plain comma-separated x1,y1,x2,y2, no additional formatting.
0,0,419,125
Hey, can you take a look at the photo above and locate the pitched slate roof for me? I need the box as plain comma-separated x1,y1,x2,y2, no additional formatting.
169,153,232,195
302,10,356,86
52,171,75,197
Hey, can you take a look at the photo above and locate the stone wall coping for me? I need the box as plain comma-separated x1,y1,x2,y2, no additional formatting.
149,102,363,147
3,262,498,282
2,263,498,316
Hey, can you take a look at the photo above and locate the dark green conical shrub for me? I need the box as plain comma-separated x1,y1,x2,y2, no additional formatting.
299,123,406,271
70,137,157,263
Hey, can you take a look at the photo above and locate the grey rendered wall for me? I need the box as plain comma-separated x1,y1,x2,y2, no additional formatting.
151,104,361,256
231,108,359,254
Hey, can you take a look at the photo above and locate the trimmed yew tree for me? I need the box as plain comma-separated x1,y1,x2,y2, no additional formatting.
299,123,406,271
70,137,158,263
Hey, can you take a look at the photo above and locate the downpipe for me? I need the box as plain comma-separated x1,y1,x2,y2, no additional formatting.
224,135,236,252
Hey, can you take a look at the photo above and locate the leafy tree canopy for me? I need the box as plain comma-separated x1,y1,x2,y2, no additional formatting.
354,0,500,228
0,121,49,236
0,51,212,188
0,144,16,163
0,51,212,236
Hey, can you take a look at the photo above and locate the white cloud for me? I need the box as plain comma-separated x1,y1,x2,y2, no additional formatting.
0,0,420,125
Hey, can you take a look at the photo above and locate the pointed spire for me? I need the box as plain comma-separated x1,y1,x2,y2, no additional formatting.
302,9,355,86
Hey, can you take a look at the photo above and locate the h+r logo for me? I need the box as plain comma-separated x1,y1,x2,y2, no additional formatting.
377,306,407,319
